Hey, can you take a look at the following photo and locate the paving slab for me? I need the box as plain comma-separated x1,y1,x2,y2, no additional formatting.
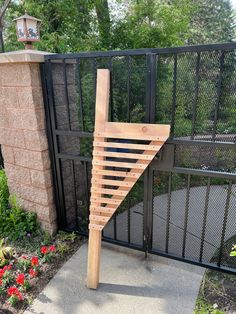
24,242,204,314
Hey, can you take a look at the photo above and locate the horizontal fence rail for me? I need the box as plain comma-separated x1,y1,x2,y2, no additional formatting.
42,42,236,274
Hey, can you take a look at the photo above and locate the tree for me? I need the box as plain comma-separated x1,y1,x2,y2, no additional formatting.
0,0,11,52
188,0,235,44
94,0,111,49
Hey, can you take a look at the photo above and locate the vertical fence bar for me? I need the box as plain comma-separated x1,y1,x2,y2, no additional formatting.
127,196,131,244
0,145,4,168
109,57,113,121
44,60,67,228
145,53,156,123
127,55,131,122
143,53,157,254
170,55,177,138
212,51,225,141
143,170,149,255
191,52,200,139
217,181,232,267
147,169,154,251
165,172,172,253
199,177,211,263
0,30,4,53
71,160,79,230
83,162,90,231
76,58,85,131
63,59,71,130
182,174,191,258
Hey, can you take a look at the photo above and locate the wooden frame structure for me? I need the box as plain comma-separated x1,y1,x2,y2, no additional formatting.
87,69,170,289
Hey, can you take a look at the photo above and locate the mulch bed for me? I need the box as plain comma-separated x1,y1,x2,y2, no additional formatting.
0,234,85,314
197,270,236,313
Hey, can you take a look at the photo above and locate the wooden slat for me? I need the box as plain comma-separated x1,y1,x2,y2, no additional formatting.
93,150,154,160
105,122,170,137
89,215,110,223
91,197,121,205
90,206,116,214
89,224,103,231
95,132,168,141
92,178,135,187
92,159,148,169
98,140,160,212
91,187,128,196
92,168,141,178
93,141,162,151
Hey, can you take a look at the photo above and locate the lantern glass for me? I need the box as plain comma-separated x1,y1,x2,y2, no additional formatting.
26,19,39,41
14,14,41,45
16,19,25,40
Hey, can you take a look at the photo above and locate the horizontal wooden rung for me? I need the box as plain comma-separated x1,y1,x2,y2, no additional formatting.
89,215,110,223
91,197,122,205
93,150,155,160
93,141,162,151
89,224,103,231
104,122,170,137
94,132,168,142
92,178,135,187
91,187,128,196
92,169,141,178
92,159,148,169
90,206,116,214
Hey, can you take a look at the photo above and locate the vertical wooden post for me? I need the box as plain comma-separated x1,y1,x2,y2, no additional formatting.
87,229,102,289
87,69,110,289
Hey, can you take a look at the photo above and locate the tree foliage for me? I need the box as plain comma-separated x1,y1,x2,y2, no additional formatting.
188,0,235,44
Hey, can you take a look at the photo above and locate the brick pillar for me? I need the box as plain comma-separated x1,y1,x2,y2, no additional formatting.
0,50,57,234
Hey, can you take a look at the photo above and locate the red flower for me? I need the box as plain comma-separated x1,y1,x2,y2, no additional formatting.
21,255,28,260
31,256,39,266
29,268,38,278
41,246,48,254
17,291,23,301
7,265,12,271
0,279,2,285
8,286,18,296
8,286,23,301
0,269,4,278
16,273,25,285
3,264,12,272
49,245,56,252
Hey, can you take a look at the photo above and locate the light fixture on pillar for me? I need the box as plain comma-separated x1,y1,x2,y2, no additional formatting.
14,12,41,50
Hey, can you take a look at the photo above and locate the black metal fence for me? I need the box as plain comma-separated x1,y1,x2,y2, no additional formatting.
0,146,4,169
0,30,4,53
42,42,236,274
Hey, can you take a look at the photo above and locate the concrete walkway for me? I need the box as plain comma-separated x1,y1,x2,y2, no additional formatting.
25,242,204,314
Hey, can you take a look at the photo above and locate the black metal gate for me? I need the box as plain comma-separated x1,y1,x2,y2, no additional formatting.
41,43,236,274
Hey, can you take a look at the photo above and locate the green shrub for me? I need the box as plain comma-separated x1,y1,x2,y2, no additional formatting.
0,170,39,241
0,170,9,211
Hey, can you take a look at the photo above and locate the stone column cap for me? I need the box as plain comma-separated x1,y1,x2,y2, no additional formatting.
0,50,54,64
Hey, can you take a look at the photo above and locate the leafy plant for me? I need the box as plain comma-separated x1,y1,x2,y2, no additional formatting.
57,231,77,243
195,298,225,314
230,244,236,257
0,195,39,241
0,239,14,267
17,256,31,273
0,170,9,211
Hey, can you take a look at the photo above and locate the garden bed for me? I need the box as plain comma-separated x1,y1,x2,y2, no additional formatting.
0,231,85,314
195,270,236,314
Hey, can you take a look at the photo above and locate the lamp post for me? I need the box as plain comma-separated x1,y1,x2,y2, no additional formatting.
14,12,41,49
